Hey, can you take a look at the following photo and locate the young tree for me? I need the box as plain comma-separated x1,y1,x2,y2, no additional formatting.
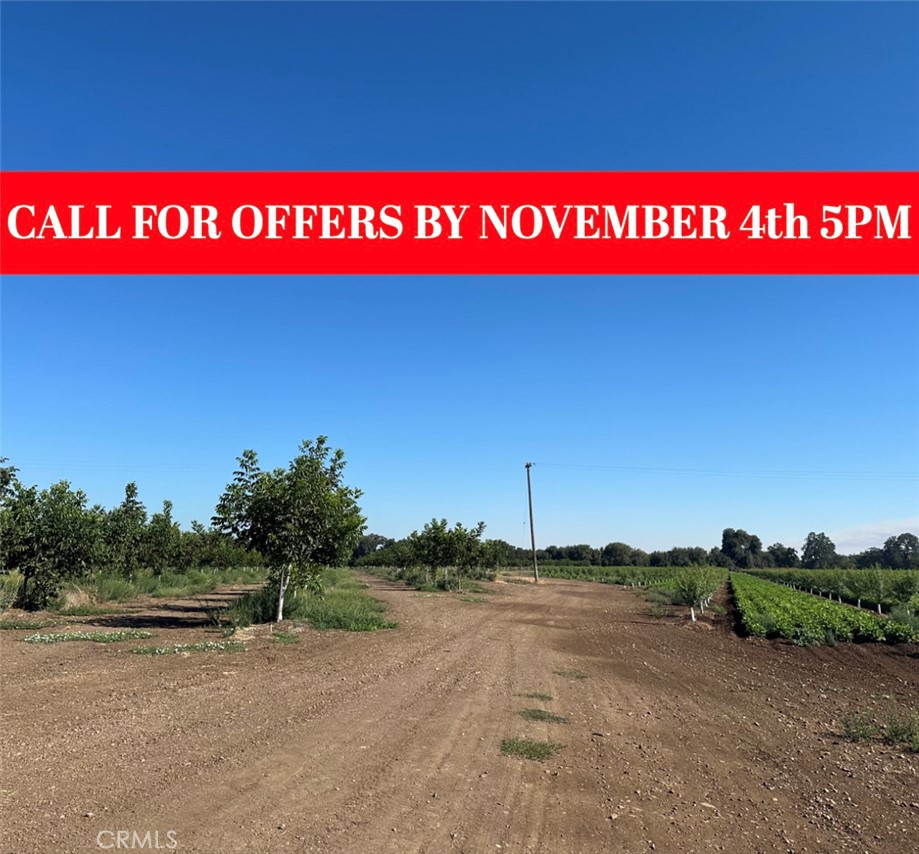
144,499,182,573
1,479,102,608
105,482,148,576
213,437,365,622
451,521,486,590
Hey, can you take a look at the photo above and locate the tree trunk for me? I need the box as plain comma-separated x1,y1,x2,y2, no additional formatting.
276,563,292,623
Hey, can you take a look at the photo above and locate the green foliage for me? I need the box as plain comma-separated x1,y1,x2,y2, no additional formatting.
672,566,724,607
882,704,919,746
839,701,918,751
52,566,267,609
1,479,103,608
802,531,838,569
730,573,918,644
0,463,261,610
227,568,395,631
356,519,500,590
500,738,565,762
23,630,154,644
270,631,301,644
213,438,365,621
840,709,879,742
0,617,61,630
518,708,568,723
0,571,24,610
743,568,919,611
882,533,919,569
522,692,553,701
721,528,763,568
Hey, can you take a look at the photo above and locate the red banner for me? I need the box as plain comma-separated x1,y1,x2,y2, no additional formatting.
1,171,915,274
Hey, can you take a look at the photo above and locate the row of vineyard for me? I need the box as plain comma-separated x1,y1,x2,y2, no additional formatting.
743,568,919,613
730,572,918,645
534,564,717,587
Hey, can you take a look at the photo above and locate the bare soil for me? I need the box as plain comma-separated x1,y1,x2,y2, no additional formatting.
1,577,917,854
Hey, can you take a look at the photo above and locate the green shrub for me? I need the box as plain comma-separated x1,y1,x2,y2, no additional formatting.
0,571,24,610
840,709,878,742
883,704,919,746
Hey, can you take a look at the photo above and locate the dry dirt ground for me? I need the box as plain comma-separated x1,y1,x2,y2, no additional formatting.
1,577,917,854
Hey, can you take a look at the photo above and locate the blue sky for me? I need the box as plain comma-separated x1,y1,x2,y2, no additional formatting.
2,2,917,553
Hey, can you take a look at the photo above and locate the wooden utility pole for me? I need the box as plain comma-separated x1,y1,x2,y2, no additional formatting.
525,462,539,583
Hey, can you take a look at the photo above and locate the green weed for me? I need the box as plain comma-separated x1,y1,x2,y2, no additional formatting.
554,669,588,680
840,708,878,742
518,708,568,724
500,738,565,762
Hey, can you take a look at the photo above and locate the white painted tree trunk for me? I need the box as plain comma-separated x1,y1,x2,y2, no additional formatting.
690,606,696,622
276,563,292,623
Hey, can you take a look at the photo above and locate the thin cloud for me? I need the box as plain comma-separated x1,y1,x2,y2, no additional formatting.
829,517,919,554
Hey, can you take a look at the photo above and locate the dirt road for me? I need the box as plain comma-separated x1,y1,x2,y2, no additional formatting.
2,577,917,854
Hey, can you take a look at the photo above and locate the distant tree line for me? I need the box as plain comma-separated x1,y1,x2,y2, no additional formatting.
354,526,919,573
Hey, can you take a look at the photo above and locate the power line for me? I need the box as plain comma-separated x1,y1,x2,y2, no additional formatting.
536,462,919,482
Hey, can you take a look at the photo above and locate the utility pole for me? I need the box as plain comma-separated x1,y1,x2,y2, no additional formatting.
525,462,539,583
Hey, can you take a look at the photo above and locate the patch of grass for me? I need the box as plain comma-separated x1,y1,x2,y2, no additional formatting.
56,604,123,616
840,708,879,742
462,582,491,594
54,567,268,608
0,571,24,609
883,704,919,746
270,631,301,644
554,669,588,680
23,630,154,644
518,708,568,724
0,617,61,630
228,568,396,631
500,737,565,762
130,640,245,655
295,587,398,631
459,595,488,603
522,692,553,701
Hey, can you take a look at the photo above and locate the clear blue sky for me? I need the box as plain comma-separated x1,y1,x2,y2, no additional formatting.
2,1,917,554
